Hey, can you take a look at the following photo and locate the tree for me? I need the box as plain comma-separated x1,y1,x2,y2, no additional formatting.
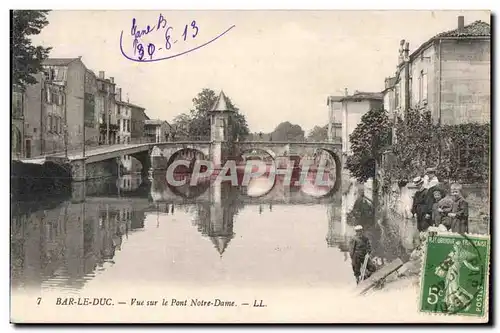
390,108,436,181
307,125,328,142
170,113,191,140
12,10,52,91
345,108,392,183
270,121,305,142
175,88,250,141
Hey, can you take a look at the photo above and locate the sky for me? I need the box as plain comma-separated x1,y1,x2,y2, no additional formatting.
33,10,490,134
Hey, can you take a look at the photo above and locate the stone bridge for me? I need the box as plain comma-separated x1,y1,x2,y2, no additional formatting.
150,140,341,167
37,90,343,186
67,139,341,184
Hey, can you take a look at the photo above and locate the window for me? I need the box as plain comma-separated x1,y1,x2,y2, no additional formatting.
422,72,428,102
419,70,428,103
12,91,22,117
46,89,52,103
48,115,53,133
395,85,400,109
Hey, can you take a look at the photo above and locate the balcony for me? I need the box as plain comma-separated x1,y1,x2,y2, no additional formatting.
99,123,119,132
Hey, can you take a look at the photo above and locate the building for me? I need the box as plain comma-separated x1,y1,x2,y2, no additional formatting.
115,88,133,172
84,69,99,146
144,119,171,143
12,86,25,159
130,102,148,143
13,57,102,158
326,95,344,142
96,71,118,145
383,16,490,125
115,89,132,145
341,91,384,154
17,58,92,158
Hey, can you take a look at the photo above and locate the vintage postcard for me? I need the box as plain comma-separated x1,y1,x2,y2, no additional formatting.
10,9,491,323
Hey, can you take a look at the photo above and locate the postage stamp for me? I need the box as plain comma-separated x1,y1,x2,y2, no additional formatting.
419,232,490,317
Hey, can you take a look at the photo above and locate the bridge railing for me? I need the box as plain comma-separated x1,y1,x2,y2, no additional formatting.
14,136,342,160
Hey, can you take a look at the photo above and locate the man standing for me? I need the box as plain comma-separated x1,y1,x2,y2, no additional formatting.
349,225,376,284
423,167,440,190
348,186,374,227
411,176,432,232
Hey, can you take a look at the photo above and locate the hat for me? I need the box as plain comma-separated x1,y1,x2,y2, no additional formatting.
413,176,424,185
426,167,437,173
354,225,363,231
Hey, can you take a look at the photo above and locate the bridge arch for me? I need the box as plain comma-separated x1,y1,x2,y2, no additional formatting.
299,147,341,197
237,148,276,162
166,147,209,169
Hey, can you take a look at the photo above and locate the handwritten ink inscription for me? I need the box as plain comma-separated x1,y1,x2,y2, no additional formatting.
120,13,235,62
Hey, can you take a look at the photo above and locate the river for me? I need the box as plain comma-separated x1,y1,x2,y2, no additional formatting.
11,171,418,296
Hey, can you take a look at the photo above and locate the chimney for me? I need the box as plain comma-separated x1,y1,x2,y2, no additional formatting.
404,42,410,60
398,39,405,63
110,77,114,84
458,16,465,33
99,71,105,79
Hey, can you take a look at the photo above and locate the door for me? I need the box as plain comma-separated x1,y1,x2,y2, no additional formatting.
25,139,31,158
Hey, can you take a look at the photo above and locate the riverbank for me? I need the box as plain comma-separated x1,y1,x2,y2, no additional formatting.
11,160,71,201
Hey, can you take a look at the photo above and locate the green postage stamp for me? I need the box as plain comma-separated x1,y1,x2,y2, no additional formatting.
419,232,490,317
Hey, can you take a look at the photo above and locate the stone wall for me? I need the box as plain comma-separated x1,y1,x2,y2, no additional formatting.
440,39,490,125
85,159,119,180
383,181,489,236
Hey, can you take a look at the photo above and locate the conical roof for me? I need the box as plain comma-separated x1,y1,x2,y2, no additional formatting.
211,90,233,112
209,235,233,256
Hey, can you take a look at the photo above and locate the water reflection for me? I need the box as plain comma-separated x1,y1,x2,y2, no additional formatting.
11,171,417,291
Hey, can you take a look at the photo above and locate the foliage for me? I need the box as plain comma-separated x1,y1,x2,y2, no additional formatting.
389,108,438,181
269,121,305,142
307,125,328,142
12,10,52,91
437,123,489,184
345,108,392,183
385,108,489,186
171,88,250,141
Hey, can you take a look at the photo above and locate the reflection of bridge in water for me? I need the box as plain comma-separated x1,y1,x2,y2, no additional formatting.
11,171,349,291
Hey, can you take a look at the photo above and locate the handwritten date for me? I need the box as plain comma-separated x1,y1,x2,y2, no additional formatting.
131,14,199,61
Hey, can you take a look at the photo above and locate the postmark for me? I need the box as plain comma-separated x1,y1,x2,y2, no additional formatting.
419,232,490,317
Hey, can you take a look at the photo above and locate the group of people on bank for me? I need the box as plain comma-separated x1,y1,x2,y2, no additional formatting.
411,167,469,234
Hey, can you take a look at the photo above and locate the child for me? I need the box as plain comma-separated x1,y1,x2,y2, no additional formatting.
437,194,454,230
431,189,444,227
448,183,469,234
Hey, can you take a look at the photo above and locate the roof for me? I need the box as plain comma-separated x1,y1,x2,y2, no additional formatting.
116,100,145,110
410,20,490,60
144,119,166,126
43,58,80,66
210,236,232,256
327,95,344,105
211,90,233,112
341,91,383,102
437,20,490,38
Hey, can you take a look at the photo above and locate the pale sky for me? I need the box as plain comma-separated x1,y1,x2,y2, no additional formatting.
33,10,490,133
